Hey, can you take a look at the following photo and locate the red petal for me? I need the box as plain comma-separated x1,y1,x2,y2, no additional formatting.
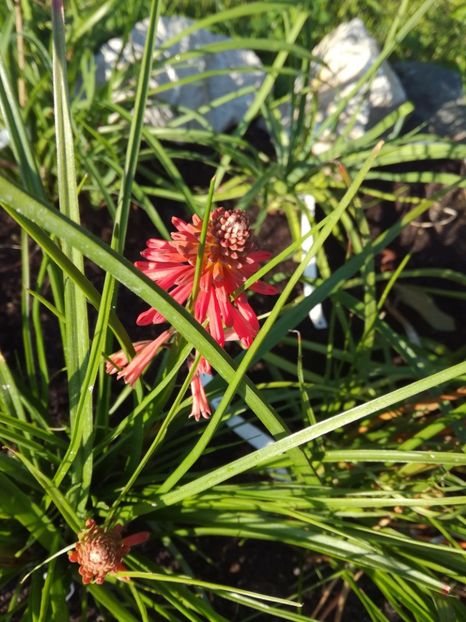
122,531,150,549
207,293,224,346
250,280,278,295
231,306,256,347
136,307,160,326
194,290,210,324
117,331,172,385
248,250,272,262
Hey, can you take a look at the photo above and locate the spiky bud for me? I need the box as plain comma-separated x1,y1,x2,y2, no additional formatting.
68,519,149,584
211,208,252,259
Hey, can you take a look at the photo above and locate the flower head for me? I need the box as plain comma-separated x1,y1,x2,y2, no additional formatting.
68,519,149,584
106,208,277,420
135,208,277,348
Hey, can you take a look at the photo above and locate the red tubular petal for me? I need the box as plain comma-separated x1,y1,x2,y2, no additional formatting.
194,289,210,324
105,341,153,375
250,280,279,295
231,306,256,347
198,356,212,375
140,248,186,262
171,216,198,234
248,250,272,262
167,282,193,307
236,294,259,330
122,531,150,549
189,373,211,421
136,307,160,326
117,331,172,385
207,293,224,346
216,286,234,325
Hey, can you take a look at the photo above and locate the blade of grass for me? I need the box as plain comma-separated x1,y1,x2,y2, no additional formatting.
118,572,301,608
0,472,58,550
75,0,162,497
12,449,81,533
51,0,91,508
0,53,46,396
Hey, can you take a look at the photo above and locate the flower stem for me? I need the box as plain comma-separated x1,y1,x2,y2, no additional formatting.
190,175,216,307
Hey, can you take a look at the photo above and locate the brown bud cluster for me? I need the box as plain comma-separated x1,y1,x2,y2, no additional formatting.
211,208,253,259
68,519,149,584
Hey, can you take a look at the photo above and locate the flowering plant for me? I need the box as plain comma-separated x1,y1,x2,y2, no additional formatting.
0,0,464,619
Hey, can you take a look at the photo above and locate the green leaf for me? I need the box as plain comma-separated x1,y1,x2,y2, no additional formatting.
51,0,91,507
394,284,455,332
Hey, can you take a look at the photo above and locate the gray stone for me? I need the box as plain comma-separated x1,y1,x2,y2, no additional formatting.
429,99,466,142
394,62,465,140
95,15,265,133
394,61,463,120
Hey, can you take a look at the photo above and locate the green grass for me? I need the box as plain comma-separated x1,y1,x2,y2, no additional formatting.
0,0,465,620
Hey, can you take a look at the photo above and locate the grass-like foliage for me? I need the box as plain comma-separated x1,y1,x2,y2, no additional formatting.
0,0,465,620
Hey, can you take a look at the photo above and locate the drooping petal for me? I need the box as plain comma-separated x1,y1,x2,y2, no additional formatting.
136,307,160,326
194,289,210,325
236,293,260,332
231,305,257,348
189,372,211,422
136,282,193,326
250,280,279,295
198,356,212,375
115,330,172,385
164,282,193,308
121,531,150,550
215,284,234,326
223,293,260,347
105,340,153,375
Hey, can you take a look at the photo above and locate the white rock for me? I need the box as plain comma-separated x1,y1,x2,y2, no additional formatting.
299,194,327,329
310,19,406,154
0,127,9,149
96,15,265,133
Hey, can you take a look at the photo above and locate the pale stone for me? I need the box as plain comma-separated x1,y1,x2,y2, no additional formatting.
95,15,265,133
0,128,9,149
309,19,406,154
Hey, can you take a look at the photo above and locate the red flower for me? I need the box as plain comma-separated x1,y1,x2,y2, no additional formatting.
106,208,277,420
68,519,149,585
135,208,276,347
